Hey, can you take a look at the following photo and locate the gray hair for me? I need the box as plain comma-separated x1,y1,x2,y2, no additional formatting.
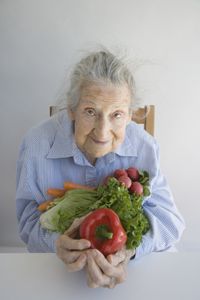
66,49,137,111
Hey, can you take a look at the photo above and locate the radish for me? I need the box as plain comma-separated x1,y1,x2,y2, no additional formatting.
114,169,127,179
126,167,139,181
117,175,132,189
129,181,143,195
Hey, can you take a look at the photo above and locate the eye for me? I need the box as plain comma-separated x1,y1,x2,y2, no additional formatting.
85,108,96,116
113,111,123,119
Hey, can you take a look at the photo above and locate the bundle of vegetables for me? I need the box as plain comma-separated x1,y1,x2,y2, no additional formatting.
39,167,150,251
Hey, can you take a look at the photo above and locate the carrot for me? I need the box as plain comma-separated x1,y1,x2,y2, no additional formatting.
38,200,54,212
63,182,95,191
38,184,94,212
47,188,66,198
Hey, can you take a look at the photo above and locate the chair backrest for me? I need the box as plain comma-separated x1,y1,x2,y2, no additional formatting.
132,105,155,136
49,105,155,136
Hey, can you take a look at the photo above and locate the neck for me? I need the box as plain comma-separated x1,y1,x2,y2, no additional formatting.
85,154,97,165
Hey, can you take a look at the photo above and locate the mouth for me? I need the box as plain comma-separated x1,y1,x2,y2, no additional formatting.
91,137,110,145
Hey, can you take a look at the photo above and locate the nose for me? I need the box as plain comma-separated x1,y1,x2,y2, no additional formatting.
94,115,111,140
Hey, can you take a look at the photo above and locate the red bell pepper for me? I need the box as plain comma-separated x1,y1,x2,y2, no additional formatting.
79,208,127,256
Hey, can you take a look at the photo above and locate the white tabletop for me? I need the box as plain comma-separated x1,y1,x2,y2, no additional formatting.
0,252,199,300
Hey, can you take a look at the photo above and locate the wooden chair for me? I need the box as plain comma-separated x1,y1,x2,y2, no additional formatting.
132,105,155,136
49,105,155,136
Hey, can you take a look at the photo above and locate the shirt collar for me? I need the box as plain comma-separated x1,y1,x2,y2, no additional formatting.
46,112,75,159
114,125,138,157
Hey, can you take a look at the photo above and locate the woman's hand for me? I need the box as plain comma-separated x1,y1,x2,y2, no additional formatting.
85,247,135,288
56,215,91,272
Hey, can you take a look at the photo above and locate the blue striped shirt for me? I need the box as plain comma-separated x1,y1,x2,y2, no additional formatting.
16,111,185,259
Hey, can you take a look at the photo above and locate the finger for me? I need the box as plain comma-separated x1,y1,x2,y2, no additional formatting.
86,253,122,289
64,214,91,236
107,249,126,266
87,275,99,288
67,253,87,272
87,264,117,289
91,250,123,278
85,265,99,288
58,248,85,264
87,252,110,287
107,248,135,266
108,277,117,289
59,234,91,250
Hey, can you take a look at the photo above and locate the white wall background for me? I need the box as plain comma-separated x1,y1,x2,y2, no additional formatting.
0,0,200,250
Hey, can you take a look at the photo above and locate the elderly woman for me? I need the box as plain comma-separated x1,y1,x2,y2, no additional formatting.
16,50,185,288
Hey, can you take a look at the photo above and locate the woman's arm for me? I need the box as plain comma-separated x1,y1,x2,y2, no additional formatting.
16,139,60,252
134,141,185,260
16,196,60,252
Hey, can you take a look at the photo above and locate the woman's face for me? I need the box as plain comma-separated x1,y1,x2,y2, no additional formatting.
69,83,132,164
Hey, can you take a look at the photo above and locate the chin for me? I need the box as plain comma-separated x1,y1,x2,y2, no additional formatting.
93,149,112,158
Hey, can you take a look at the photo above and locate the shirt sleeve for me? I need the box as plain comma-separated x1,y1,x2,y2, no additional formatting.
134,140,185,260
16,139,60,253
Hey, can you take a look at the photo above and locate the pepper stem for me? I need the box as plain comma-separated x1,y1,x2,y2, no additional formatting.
95,225,113,239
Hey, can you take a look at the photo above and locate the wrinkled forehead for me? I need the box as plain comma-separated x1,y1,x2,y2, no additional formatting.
79,82,131,106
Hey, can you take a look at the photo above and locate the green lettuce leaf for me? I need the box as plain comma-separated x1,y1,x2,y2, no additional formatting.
40,189,97,232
